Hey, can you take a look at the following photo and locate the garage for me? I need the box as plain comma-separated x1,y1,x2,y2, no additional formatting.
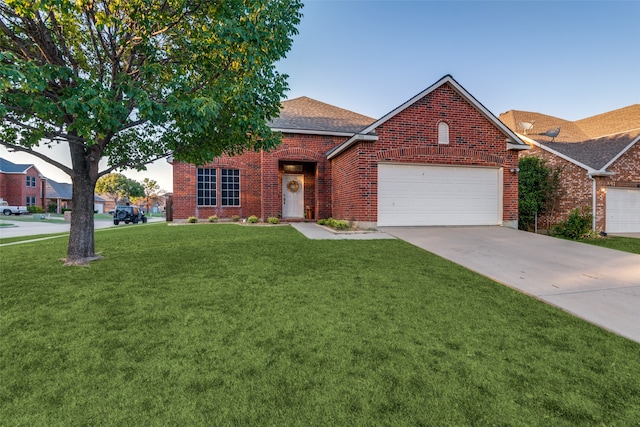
606,187,640,233
378,163,502,226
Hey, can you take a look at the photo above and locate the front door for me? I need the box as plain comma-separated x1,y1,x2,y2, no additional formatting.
282,174,304,218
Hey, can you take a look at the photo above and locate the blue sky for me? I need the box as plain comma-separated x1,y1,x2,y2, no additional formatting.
2,1,638,191
279,1,640,120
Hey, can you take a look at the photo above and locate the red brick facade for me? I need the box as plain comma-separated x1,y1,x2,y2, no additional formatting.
521,141,640,232
172,134,347,221
0,166,46,209
171,78,525,226
331,84,520,224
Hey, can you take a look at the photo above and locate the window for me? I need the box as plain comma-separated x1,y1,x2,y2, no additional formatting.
26,176,36,187
438,121,450,145
197,168,216,206
26,196,36,206
221,169,240,206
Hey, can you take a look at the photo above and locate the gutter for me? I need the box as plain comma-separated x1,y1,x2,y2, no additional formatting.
327,133,379,160
506,138,530,151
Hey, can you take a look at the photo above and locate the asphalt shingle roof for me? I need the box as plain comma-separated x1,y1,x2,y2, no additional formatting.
46,180,73,200
0,157,32,173
499,105,640,170
268,96,375,134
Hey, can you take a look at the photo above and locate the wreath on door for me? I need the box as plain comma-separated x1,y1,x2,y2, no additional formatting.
287,180,300,192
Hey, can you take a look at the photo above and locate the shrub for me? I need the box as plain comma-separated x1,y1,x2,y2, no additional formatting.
208,215,218,223
27,206,45,213
518,157,564,232
47,203,58,213
332,219,350,230
318,218,350,230
267,216,279,224
248,215,259,223
187,216,198,223
552,207,592,240
231,215,240,222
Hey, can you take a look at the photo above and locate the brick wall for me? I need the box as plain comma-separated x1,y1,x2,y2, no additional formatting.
520,141,640,231
171,133,344,221
0,168,46,209
333,83,520,224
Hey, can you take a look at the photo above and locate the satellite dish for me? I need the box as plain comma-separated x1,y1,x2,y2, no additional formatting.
517,120,535,135
540,127,561,142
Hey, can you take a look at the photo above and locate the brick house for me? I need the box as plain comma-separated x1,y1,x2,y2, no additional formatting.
0,157,46,210
500,104,640,233
171,75,529,227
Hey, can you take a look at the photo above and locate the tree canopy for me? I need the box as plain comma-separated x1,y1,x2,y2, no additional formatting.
96,173,145,205
0,0,303,264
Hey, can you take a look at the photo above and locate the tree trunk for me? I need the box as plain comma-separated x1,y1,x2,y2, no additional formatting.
65,143,102,266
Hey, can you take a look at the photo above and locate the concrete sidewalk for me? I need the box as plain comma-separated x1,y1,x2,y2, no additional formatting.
0,217,165,242
382,226,640,343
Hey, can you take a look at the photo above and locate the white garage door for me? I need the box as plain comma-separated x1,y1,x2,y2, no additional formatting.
378,164,502,226
606,187,640,233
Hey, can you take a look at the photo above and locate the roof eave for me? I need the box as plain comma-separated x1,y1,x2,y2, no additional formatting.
507,140,530,151
588,171,616,177
601,135,640,170
518,134,595,171
327,134,379,160
270,127,357,138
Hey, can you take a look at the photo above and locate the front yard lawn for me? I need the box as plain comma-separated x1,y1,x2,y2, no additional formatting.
1,224,638,425
579,235,640,254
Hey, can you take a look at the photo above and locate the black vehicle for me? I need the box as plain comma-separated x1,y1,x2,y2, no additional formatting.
113,205,147,225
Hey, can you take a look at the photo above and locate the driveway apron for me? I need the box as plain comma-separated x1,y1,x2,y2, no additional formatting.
382,226,640,343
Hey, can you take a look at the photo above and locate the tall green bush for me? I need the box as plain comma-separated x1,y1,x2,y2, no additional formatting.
518,157,563,231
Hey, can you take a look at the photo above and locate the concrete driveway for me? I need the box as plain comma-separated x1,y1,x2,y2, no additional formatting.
382,226,640,343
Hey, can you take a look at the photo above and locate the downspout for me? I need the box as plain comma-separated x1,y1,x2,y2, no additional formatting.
589,175,597,232
588,170,615,233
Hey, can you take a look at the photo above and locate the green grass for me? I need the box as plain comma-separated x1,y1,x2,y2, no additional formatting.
1,224,639,426
578,235,640,254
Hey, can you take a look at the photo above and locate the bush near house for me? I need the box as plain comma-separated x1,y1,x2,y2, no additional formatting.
552,207,593,240
318,218,350,230
518,157,563,232
27,206,45,214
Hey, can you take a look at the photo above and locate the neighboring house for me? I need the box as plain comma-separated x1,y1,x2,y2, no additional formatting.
0,157,46,209
47,179,107,213
500,104,640,233
45,179,73,213
172,75,529,228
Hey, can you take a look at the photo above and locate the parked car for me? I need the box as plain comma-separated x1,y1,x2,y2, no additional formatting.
112,205,147,225
1,200,28,216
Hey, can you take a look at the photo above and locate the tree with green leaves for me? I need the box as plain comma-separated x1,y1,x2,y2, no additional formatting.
96,173,144,206
518,156,564,232
0,0,302,265
140,177,160,213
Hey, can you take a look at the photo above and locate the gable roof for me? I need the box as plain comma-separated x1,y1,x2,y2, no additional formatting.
0,157,34,174
46,179,106,202
500,105,640,172
46,179,73,200
575,104,640,137
328,75,528,159
268,96,375,136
